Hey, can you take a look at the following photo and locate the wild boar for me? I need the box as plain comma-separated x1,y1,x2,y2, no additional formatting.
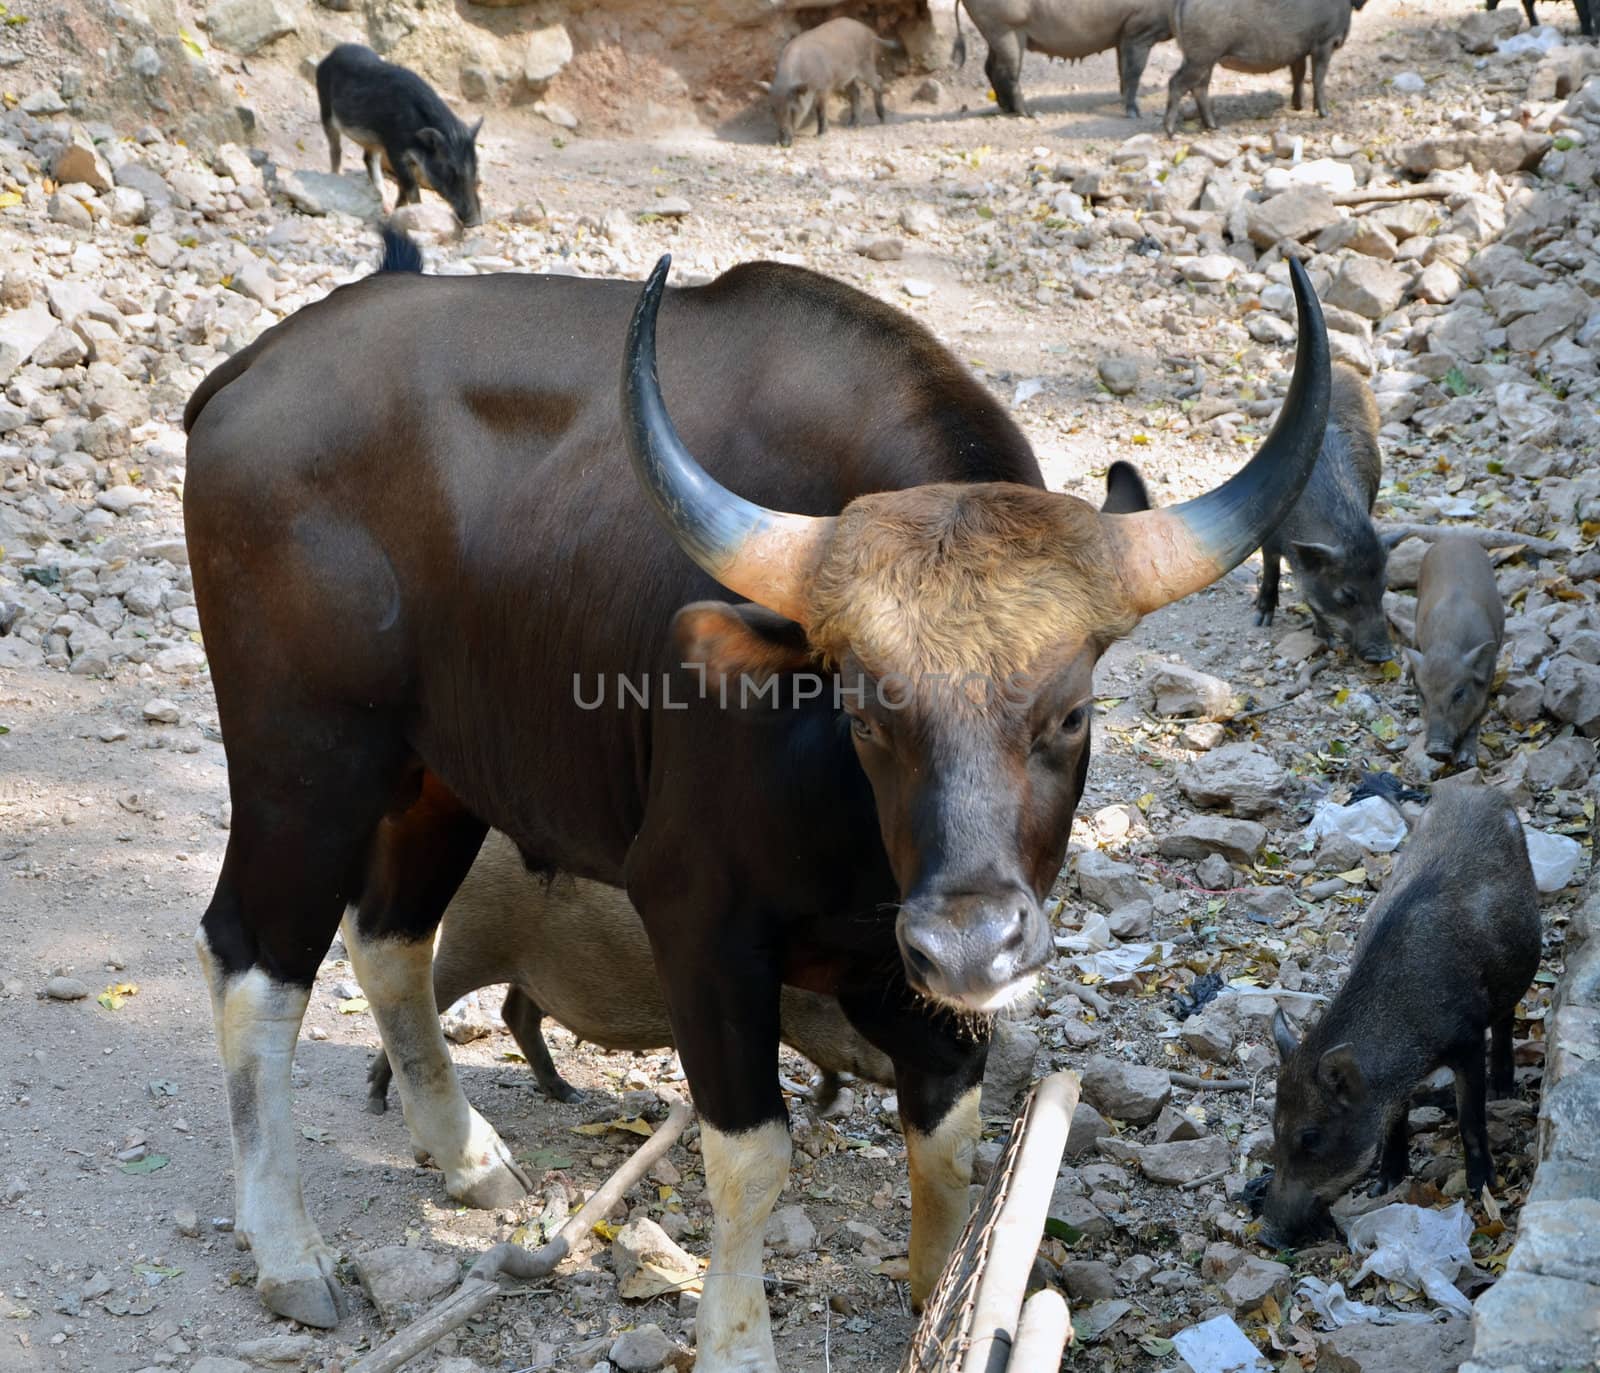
365,832,894,1111
953,0,1174,119
1407,535,1505,767
1487,0,1594,37
316,43,482,226
1262,787,1540,1246
1162,0,1366,135
761,18,897,146
1254,362,1392,663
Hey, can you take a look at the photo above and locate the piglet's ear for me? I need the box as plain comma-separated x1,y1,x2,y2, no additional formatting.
1272,1007,1300,1061
672,600,814,691
415,126,446,154
1317,1043,1367,1107
469,118,484,141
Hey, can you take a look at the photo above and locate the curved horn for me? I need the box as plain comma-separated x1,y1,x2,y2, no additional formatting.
622,254,832,626
1105,255,1331,615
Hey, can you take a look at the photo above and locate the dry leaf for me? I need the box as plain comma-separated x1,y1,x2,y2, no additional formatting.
338,996,368,1014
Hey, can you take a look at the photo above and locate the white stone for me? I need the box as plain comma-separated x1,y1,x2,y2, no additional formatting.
1524,827,1584,893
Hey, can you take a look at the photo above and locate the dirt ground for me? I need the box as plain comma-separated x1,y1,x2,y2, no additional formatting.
0,2,1584,1370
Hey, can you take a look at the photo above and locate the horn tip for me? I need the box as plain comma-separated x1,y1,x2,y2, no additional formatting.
646,253,672,291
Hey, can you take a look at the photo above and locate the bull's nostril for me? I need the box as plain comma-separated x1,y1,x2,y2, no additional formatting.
903,941,936,988
1002,908,1029,953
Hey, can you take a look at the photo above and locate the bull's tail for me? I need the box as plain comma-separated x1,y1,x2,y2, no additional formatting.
378,224,424,275
1170,0,1191,44
952,0,967,69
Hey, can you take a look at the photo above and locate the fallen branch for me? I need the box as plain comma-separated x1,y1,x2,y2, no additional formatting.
349,1101,693,1373
1377,522,1570,558
1169,1073,1252,1093
1180,1167,1233,1192
1332,185,1454,205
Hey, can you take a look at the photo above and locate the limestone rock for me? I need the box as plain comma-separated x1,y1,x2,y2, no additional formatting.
523,23,574,84
202,0,296,55
1158,816,1266,866
1080,1056,1170,1126
1325,257,1408,321
1246,188,1341,247
1075,850,1150,910
1148,660,1234,720
279,170,383,219
1178,743,1291,818
1138,1133,1230,1185
353,1246,459,1318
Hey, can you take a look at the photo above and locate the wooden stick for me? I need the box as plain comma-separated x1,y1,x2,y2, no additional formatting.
1377,522,1570,558
1007,1288,1072,1368
1332,185,1454,205
1179,1167,1233,1192
349,1102,692,1373
961,1072,1081,1373
1169,1072,1252,1092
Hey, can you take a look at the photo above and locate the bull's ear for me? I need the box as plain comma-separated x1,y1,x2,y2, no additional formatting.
1272,1007,1300,1061
1316,1043,1367,1106
415,126,446,153
1101,460,1152,514
672,600,814,688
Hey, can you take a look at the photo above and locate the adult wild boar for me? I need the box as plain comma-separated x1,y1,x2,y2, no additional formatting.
1163,0,1365,135
1254,362,1392,663
1263,787,1539,1246
316,43,482,226
1408,535,1504,767
365,831,895,1110
762,18,896,146
954,0,1173,118
1487,0,1594,36
183,226,1328,1364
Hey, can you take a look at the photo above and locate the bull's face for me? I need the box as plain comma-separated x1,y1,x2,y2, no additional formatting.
621,254,1331,1014
837,646,1093,1009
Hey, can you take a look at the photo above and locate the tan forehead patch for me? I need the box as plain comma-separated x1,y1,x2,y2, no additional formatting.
805,483,1138,682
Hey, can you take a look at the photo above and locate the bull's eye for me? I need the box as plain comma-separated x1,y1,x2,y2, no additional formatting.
1061,705,1088,734
848,713,875,743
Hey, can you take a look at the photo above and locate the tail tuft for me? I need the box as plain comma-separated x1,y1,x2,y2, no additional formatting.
377,224,424,275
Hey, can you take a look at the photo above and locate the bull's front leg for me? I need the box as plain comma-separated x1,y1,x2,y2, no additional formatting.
650,924,788,1373
842,984,988,1305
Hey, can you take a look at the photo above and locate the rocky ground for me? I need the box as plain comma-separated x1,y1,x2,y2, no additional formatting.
3,2,1600,1372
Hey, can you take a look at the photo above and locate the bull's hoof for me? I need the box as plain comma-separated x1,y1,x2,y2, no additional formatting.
1253,608,1275,627
543,1079,583,1104
446,1126,534,1209
260,1263,345,1329
365,1090,389,1116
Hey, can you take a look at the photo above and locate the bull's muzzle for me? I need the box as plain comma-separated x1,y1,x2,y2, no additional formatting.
896,887,1050,1013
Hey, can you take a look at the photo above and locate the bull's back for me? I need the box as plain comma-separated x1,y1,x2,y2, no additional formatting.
185,262,1039,877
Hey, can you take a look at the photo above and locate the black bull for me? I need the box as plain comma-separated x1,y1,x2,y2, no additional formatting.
182,239,1328,1362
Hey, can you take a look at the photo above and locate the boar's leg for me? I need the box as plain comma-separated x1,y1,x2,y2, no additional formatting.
1577,0,1596,38
1452,1044,1495,1194
985,30,1029,116
363,151,385,203
872,78,887,123
847,81,864,127
1254,539,1284,626
501,986,582,1103
1372,1109,1410,1194
1310,45,1334,118
324,121,342,175
815,97,828,137
389,142,421,207
1290,56,1307,112
1489,1012,1517,1098
1119,34,1160,118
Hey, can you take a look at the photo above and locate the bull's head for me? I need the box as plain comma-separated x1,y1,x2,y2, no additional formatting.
622,255,1329,1013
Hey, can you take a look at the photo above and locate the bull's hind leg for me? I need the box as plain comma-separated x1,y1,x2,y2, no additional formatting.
344,776,530,1208
197,713,415,1328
